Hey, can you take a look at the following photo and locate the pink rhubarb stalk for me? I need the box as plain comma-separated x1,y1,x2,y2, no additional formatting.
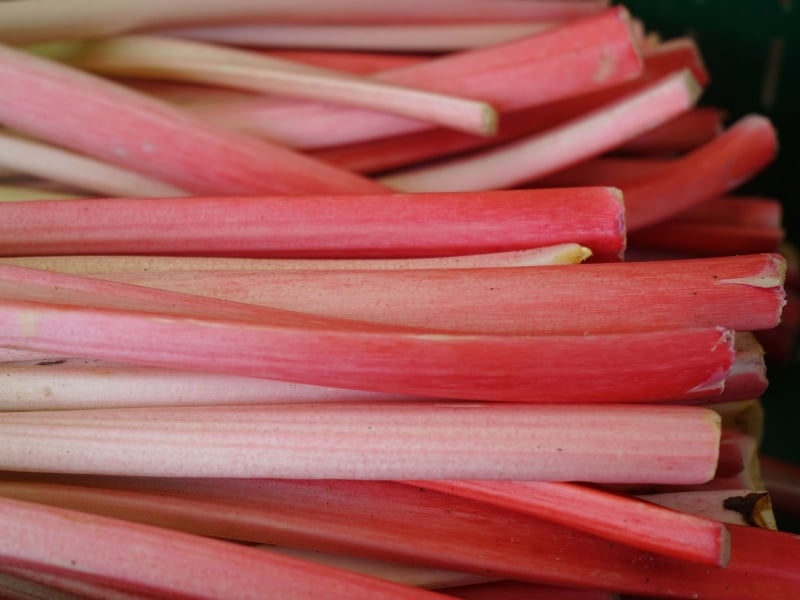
380,70,700,192
0,496,445,600
0,42,383,195
0,402,722,482
188,8,642,149
67,35,498,136
0,130,186,198
410,480,730,566
0,188,626,261
624,115,778,229
165,21,559,53
27,253,787,336
0,0,610,44
0,264,735,403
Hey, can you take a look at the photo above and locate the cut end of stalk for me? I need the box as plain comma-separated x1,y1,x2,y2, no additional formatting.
715,252,787,289
680,68,704,105
608,186,627,258
688,328,736,397
480,102,499,136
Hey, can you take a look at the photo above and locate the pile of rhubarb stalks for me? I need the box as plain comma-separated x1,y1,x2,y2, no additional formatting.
0,1,799,598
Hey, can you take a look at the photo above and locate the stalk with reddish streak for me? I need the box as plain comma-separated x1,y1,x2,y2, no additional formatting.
410,480,730,566
0,43,383,196
0,188,626,261
189,8,642,149
19,253,785,336
0,496,445,600
0,264,736,403
0,477,797,599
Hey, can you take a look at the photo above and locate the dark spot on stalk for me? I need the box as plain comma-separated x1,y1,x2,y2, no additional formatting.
36,359,66,366
722,492,772,527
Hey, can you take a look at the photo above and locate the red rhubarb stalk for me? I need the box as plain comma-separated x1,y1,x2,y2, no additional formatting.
0,496,445,600
615,106,722,154
0,43,384,195
0,331,763,411
0,188,626,261
0,477,797,599
629,222,784,256
410,480,730,566
624,115,778,229
445,581,617,600
0,403,722,482
380,70,700,192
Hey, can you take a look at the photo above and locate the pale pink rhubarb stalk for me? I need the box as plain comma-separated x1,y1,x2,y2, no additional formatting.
0,264,736,403
0,43,384,195
410,480,730,566
0,402,722,482
380,70,700,192
0,0,610,44
187,8,642,149
265,49,427,75
0,188,626,261
0,358,420,411
0,130,187,197
0,243,593,273
31,253,785,336
0,477,798,599
638,489,777,529
67,35,499,136
165,22,559,53
0,496,446,600
624,115,778,230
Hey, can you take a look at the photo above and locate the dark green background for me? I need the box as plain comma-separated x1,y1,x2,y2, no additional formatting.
618,1,799,527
